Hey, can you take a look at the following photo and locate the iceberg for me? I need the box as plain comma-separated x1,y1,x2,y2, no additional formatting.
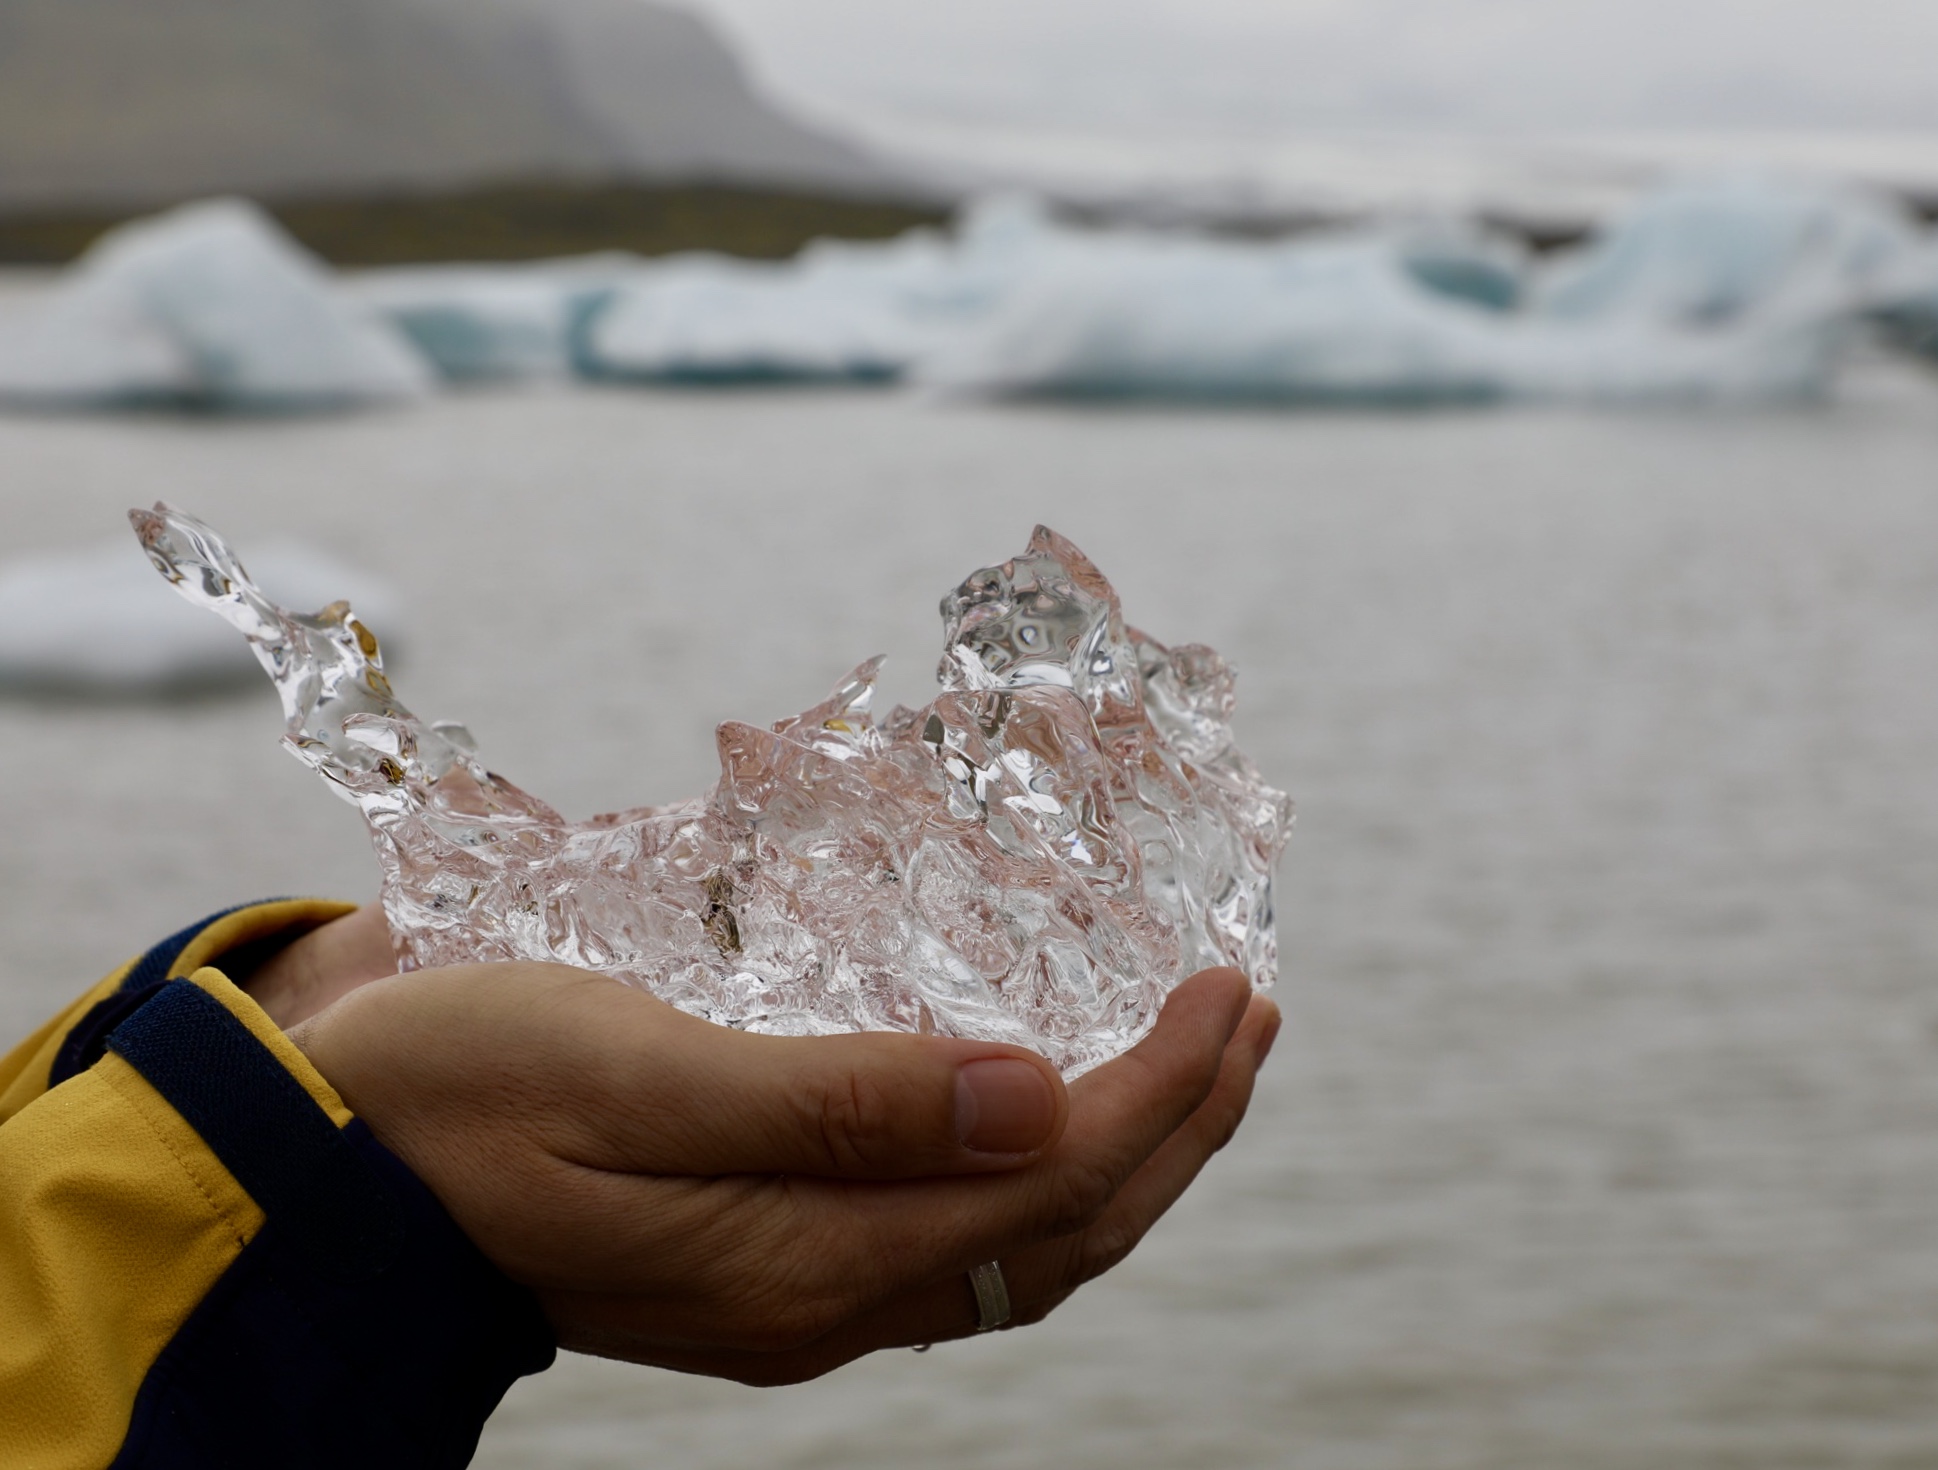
4,179,1929,412
1387,216,1529,312
579,252,919,383
575,231,969,384
347,254,642,383
575,197,1544,396
915,179,1938,405
921,230,1510,405
1530,174,1927,326
573,198,1093,384
0,537,403,695
1871,288,1938,365
919,221,1841,406
1861,241,1938,366
0,199,433,412
549,183,1938,402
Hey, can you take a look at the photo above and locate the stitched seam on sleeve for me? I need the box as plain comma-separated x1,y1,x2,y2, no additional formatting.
95,1062,257,1249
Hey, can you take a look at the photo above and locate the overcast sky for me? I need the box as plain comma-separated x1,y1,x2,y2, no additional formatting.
688,1,1938,142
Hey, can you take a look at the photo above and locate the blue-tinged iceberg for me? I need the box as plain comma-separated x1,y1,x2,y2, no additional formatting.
0,538,404,695
0,200,433,411
1871,288,1938,365
347,255,642,382
1391,217,1528,312
1862,241,1938,366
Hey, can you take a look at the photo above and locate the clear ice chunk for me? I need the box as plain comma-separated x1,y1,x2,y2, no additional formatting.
129,504,1291,1075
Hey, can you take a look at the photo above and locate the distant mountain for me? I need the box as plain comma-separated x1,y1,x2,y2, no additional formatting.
0,0,898,209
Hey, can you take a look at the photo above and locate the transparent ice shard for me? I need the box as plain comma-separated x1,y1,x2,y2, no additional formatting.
130,503,1291,1075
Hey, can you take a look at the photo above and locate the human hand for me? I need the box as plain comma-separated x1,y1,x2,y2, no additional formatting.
236,901,398,1029
289,962,1278,1382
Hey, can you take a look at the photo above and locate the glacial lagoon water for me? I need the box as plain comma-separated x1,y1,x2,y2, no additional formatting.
3,374,1938,1467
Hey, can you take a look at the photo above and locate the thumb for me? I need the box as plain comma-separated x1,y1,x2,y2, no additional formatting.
573,1002,1070,1180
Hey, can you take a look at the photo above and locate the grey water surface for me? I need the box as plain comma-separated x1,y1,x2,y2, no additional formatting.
3,373,1937,1468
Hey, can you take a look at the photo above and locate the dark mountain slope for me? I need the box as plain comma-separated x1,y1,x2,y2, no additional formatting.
0,0,890,208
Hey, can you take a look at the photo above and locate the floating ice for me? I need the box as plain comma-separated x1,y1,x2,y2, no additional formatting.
1530,174,1927,326
1872,287,1938,365
574,201,1533,391
11,178,1932,412
918,224,1841,405
348,255,642,382
0,538,403,695
1393,219,1526,313
922,229,1511,405
913,180,1938,404
0,200,432,412
575,223,997,384
130,504,1288,1075
580,252,919,383
1863,241,1938,367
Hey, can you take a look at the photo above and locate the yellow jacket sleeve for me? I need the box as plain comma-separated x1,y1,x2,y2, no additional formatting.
0,902,554,1470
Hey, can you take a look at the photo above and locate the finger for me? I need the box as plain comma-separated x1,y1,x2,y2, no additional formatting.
494,969,1255,1336
838,992,1275,1347
696,968,1258,1321
555,992,1280,1381
1010,993,1278,1313
549,985,1071,1179
898,967,1258,1252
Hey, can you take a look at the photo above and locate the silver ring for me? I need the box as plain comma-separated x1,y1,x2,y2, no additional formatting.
969,1260,1011,1333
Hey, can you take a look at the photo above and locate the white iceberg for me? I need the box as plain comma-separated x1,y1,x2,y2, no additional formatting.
0,199,434,412
1531,174,1927,326
574,196,1537,392
575,228,981,384
0,538,404,695
921,230,1503,404
578,253,917,383
575,197,1101,384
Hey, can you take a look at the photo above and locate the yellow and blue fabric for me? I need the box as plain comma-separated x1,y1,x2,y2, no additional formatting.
0,900,555,1469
